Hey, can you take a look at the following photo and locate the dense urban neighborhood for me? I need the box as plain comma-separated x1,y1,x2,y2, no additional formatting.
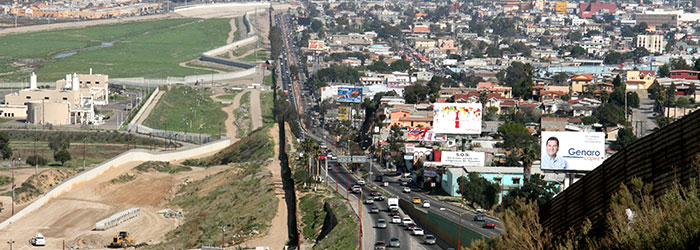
0,0,699,249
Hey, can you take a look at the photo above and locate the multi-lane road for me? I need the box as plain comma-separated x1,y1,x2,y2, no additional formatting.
273,11,502,249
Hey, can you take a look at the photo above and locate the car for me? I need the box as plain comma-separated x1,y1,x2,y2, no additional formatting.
370,206,379,213
383,181,389,187
390,209,400,217
424,234,437,245
413,228,424,236
364,199,375,205
376,219,387,229
403,187,411,193
369,190,379,196
401,181,408,186
389,237,400,248
374,241,386,250
391,216,402,224
374,195,386,201
412,197,421,204
407,223,417,230
473,214,486,222
422,201,431,208
357,179,366,185
402,218,413,226
483,222,497,229
30,234,46,246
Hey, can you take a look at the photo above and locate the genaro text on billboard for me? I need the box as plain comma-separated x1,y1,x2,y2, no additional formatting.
540,131,605,171
337,87,362,103
432,103,482,134
441,151,485,167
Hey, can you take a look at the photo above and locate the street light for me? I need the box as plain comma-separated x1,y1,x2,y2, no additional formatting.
457,211,470,250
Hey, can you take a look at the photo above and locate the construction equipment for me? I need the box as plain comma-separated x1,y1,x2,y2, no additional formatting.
107,231,135,248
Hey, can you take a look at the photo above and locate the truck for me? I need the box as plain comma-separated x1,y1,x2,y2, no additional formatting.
388,198,399,211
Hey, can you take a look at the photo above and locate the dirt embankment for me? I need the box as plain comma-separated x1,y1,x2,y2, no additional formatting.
14,168,81,204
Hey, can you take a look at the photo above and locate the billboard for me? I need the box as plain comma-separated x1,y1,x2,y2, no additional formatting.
308,40,327,50
338,106,350,121
406,127,447,141
555,1,567,14
540,131,605,171
337,87,362,103
441,151,485,167
432,103,482,134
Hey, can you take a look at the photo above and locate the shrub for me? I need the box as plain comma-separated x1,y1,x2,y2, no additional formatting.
26,155,48,166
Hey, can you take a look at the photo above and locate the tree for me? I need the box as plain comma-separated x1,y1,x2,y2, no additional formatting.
552,72,569,85
458,173,500,209
500,61,534,98
403,84,430,104
0,131,10,160
595,103,625,126
497,122,536,150
390,60,411,72
521,146,537,182
658,64,670,77
368,60,391,73
48,136,70,154
501,174,559,209
567,31,582,41
569,46,586,58
311,19,323,32
26,155,47,166
54,149,71,165
612,75,623,89
676,96,691,116
611,128,637,151
669,57,691,70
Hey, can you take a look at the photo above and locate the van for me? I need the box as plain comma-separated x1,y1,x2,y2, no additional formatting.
388,198,399,211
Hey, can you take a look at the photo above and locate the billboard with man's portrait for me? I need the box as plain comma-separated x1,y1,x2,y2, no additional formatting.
540,131,605,171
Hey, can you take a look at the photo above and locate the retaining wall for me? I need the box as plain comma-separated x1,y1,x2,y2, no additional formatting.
0,137,231,230
202,36,258,58
95,208,140,230
200,54,256,69
134,124,219,144
173,2,271,12
126,87,159,131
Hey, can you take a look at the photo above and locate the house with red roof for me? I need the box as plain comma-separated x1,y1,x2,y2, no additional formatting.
571,74,594,95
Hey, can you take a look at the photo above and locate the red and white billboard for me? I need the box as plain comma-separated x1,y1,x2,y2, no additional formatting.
432,103,482,134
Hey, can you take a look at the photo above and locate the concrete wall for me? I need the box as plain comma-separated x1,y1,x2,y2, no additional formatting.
0,137,231,230
126,87,159,131
200,55,256,69
202,36,258,58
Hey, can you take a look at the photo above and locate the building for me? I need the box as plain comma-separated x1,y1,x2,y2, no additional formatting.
1,71,109,125
579,1,616,18
625,70,656,90
441,167,526,198
635,13,680,27
669,69,700,80
636,35,665,54
555,1,567,14
570,74,594,94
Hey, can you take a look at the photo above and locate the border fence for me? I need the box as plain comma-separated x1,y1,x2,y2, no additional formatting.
540,110,700,238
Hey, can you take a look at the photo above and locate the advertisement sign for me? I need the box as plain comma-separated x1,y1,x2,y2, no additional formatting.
337,87,363,103
432,103,482,134
441,151,485,167
540,131,605,171
338,106,350,121
424,166,439,177
406,127,447,141
308,40,326,50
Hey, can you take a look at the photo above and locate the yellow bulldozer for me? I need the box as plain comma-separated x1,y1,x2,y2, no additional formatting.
108,231,135,248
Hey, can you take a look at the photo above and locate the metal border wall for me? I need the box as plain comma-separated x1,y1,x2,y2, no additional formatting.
540,110,700,237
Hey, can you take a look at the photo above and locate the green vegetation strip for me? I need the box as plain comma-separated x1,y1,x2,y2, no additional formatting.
299,192,359,249
148,163,276,249
143,85,226,135
1,18,231,81
135,161,191,174
201,126,273,166
261,92,274,125
110,173,136,184
234,91,252,137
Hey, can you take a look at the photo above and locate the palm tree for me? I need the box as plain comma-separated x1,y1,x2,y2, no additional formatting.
521,146,537,182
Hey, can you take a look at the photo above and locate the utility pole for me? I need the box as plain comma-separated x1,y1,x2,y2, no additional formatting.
11,170,15,215
83,137,86,170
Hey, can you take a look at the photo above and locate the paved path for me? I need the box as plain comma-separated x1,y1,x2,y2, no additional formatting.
133,89,164,126
250,89,263,130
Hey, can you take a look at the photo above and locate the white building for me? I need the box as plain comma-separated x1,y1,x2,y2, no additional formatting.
636,34,666,53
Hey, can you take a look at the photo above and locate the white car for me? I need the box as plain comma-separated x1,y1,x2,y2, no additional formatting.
402,218,413,226
403,187,411,193
422,201,431,208
391,216,402,224
413,228,425,236
364,199,375,205
31,234,46,246
357,179,366,185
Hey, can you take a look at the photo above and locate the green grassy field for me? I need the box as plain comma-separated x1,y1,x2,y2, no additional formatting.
9,141,148,168
0,18,232,81
143,85,226,135
234,91,251,137
240,49,269,63
261,91,274,125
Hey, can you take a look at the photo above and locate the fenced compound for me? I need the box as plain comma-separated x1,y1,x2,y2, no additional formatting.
95,208,140,230
540,110,700,238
